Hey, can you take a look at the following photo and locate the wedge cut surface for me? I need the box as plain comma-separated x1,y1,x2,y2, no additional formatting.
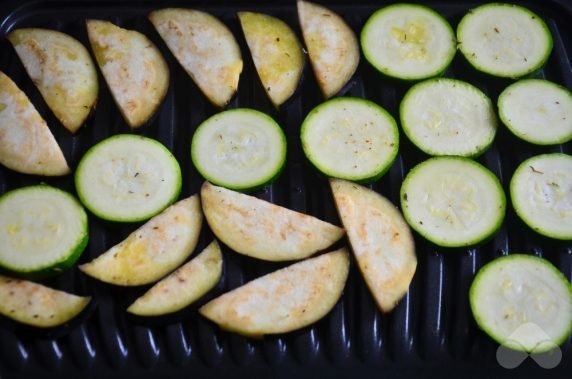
149,8,242,107
201,182,344,261
8,28,98,133
80,195,202,286
87,19,169,128
199,248,349,337
238,12,304,107
127,240,222,316
330,179,416,312
470,254,572,352
298,0,359,98
0,275,90,328
0,71,69,176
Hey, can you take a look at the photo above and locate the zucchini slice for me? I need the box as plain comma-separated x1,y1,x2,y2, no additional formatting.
80,195,202,286
199,247,349,337
127,240,222,316
149,8,242,108
399,78,497,157
400,157,506,247
86,20,169,128
238,12,304,108
330,179,416,312
75,134,182,222
0,185,88,278
470,254,572,352
297,0,359,98
201,182,344,262
457,3,553,78
0,71,69,176
510,154,572,240
191,108,287,191
301,97,398,183
0,275,90,328
361,3,456,80
8,28,98,133
498,79,572,145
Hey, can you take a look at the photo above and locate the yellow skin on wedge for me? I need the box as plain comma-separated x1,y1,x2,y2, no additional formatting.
127,240,223,316
0,274,90,327
80,195,202,286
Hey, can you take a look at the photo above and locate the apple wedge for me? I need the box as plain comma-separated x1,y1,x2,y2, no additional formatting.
297,0,359,98
0,274,90,327
127,240,223,316
199,247,349,337
149,8,242,107
238,11,304,107
0,71,69,176
330,179,417,312
201,181,344,261
80,195,202,286
8,28,98,133
86,20,169,128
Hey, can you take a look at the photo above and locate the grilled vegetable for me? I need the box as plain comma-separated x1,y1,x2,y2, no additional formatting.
199,248,349,337
8,28,98,133
201,181,344,261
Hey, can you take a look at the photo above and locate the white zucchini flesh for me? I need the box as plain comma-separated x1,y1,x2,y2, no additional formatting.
361,3,456,80
457,3,553,78
509,154,572,240
75,134,181,222
191,109,286,191
401,157,506,247
470,254,572,352
399,78,497,157
301,97,398,182
498,79,572,145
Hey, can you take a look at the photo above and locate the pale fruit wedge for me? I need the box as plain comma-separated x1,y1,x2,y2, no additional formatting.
149,8,242,107
8,28,98,133
199,248,349,337
330,179,417,312
201,181,344,261
0,274,90,327
297,0,359,98
127,240,223,316
238,11,304,107
80,195,202,286
0,71,69,176
86,20,169,128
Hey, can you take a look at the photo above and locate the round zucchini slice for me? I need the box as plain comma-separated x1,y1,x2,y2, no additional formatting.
361,3,456,80
498,79,572,145
400,157,506,247
75,134,182,222
0,185,88,278
457,3,553,78
510,154,572,240
191,108,286,191
400,78,497,157
301,97,398,183
470,254,572,353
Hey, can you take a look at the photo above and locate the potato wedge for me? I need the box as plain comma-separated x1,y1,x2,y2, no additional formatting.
238,12,304,107
0,71,69,176
127,240,222,316
201,182,344,261
330,179,417,312
149,8,242,107
199,247,349,337
86,20,169,128
8,28,98,133
0,274,90,328
297,0,359,98
80,195,202,286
